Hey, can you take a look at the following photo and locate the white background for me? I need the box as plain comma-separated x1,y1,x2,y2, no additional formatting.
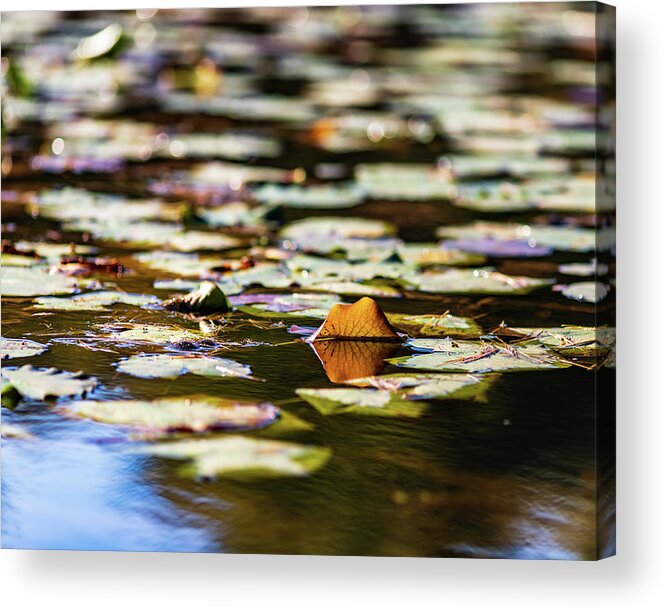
1,0,663,608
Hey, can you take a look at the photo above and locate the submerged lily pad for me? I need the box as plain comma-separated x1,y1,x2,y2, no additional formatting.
34,290,159,311
1,337,48,360
402,268,553,294
387,312,481,337
65,396,279,435
1,366,98,400
116,354,256,380
297,387,425,418
1,266,85,297
390,339,570,373
346,372,493,401
137,436,331,479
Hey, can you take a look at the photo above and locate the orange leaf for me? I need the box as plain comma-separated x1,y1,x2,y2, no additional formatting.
309,340,399,383
307,297,401,342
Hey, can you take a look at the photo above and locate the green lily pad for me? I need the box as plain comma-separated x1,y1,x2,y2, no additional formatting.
162,281,230,314
299,280,402,299
236,293,344,320
1,266,86,297
436,221,599,253
395,243,486,266
387,312,481,337
34,290,159,311
297,387,425,418
251,182,364,209
346,372,494,401
98,323,208,345
287,254,410,282
197,202,274,228
134,251,239,277
391,339,570,373
137,436,331,479
1,366,98,400
355,163,456,200
281,216,395,244
504,326,614,359
402,268,553,294
1,337,48,359
557,282,610,303
64,395,279,435
116,354,256,380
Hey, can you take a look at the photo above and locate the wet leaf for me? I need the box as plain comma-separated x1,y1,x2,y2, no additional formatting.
297,387,425,418
390,339,569,373
1,337,48,360
307,297,400,342
98,323,209,346
137,436,331,479
116,354,256,380
1,366,98,400
65,395,279,435
236,292,343,319
440,238,552,258
163,281,230,314
502,326,614,359
34,290,159,311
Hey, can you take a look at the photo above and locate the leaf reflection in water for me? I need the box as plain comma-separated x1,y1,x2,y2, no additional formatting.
309,340,399,383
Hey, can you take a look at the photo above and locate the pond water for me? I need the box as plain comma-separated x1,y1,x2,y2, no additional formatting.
1,5,615,559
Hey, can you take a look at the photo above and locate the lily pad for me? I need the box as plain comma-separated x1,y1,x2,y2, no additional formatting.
436,222,599,253
251,182,364,209
390,339,569,373
1,423,34,439
98,323,209,346
440,238,552,258
137,436,331,479
280,216,395,247
1,266,85,297
396,243,485,266
346,372,493,401
236,292,343,319
116,354,256,380
558,259,609,277
297,387,425,418
298,280,402,299
65,395,279,435
555,282,610,303
34,290,159,311
355,163,456,200
1,337,48,360
503,326,614,359
402,268,553,294
1,366,98,400
387,312,481,337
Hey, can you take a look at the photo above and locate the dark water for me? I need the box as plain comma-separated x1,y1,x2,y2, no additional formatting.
1,5,614,559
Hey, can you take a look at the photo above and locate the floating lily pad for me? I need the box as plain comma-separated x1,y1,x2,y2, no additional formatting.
436,222,599,253
162,281,230,314
98,324,209,346
280,216,395,246
1,366,98,400
558,259,609,277
387,312,481,337
1,266,85,297
555,282,610,303
287,254,410,282
390,339,569,373
116,354,256,380
34,290,159,311
1,337,48,360
65,395,279,435
137,436,331,479
251,182,364,209
236,292,343,319
503,326,614,359
297,387,425,418
299,280,402,299
197,202,274,228
346,372,493,401
134,251,239,277
402,268,553,294
396,243,485,266
355,163,456,200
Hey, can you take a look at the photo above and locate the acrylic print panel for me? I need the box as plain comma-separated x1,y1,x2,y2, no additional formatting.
0,2,615,559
